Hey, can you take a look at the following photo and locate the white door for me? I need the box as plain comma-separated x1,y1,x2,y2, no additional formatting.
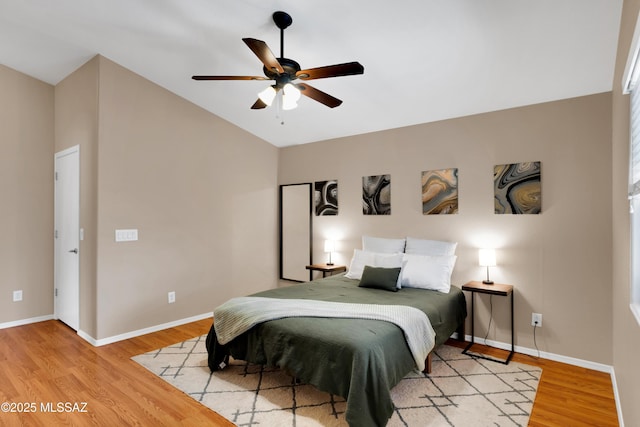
54,146,80,330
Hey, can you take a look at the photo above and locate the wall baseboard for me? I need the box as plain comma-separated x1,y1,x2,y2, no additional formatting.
465,334,612,372
610,366,625,427
0,314,54,330
78,312,214,347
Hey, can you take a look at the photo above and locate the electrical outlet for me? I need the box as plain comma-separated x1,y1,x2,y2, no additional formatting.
13,290,23,302
168,291,176,304
532,312,542,327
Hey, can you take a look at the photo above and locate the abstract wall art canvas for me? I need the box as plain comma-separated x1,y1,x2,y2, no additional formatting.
494,161,541,214
422,168,459,214
314,180,338,216
362,174,391,215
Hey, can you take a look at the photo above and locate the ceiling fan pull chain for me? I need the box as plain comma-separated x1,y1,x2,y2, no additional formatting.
275,92,284,125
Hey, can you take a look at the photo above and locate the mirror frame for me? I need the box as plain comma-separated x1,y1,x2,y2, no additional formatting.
279,183,313,281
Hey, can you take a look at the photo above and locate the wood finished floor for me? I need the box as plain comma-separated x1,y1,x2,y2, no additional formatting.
0,319,619,426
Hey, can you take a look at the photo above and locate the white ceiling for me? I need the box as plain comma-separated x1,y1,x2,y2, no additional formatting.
0,1,623,147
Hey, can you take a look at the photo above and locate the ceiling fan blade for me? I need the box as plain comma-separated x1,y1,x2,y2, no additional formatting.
251,98,268,109
296,83,343,108
296,62,364,80
242,38,284,74
192,75,268,81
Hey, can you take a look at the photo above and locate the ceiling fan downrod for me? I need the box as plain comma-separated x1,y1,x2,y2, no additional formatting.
272,11,292,59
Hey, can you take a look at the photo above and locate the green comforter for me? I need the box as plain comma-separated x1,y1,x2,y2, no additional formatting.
206,274,466,427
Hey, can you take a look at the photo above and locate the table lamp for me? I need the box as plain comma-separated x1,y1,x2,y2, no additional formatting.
478,248,496,285
324,240,336,266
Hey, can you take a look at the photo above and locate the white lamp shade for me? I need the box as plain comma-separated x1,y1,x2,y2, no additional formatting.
283,83,301,101
478,248,496,267
282,96,298,110
324,240,336,253
257,86,276,106
282,83,300,110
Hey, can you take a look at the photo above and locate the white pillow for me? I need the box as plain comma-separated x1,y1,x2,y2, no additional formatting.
345,250,404,281
400,254,457,293
362,236,406,253
405,237,457,256
345,250,376,279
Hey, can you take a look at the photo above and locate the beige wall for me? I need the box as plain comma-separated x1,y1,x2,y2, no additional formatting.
53,56,280,340
93,57,278,339
279,93,613,365
54,56,99,337
4,55,279,342
612,1,640,425
0,64,54,324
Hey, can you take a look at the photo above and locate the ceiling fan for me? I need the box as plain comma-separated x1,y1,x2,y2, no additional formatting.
192,11,364,110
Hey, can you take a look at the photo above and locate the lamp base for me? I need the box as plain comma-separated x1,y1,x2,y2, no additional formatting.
326,263,334,266
482,280,494,285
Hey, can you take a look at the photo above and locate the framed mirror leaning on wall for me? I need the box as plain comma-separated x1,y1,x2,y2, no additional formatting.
280,183,313,282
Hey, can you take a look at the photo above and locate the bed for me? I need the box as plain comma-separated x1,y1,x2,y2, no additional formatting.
205,271,466,426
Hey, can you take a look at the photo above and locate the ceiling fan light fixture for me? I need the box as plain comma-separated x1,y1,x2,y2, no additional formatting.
258,85,277,106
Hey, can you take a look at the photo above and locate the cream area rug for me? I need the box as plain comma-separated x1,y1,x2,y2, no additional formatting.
133,335,541,427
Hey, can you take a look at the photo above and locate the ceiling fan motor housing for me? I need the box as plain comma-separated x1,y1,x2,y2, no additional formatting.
263,57,300,86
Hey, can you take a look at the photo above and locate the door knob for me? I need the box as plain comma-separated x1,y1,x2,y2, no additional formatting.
68,248,78,254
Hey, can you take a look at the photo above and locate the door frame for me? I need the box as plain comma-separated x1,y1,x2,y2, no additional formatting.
54,145,80,330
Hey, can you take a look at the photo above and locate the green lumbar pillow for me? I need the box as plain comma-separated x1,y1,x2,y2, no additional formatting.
358,265,401,292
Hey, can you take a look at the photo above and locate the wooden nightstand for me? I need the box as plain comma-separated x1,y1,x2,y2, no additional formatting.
461,281,514,364
305,264,347,278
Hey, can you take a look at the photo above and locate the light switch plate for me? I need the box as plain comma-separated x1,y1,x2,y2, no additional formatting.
115,229,138,242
